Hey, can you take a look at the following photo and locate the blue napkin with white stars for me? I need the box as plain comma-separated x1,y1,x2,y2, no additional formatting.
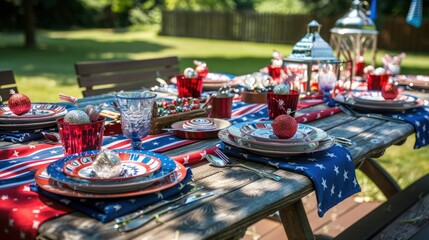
387,106,429,149
218,142,361,217
31,168,193,223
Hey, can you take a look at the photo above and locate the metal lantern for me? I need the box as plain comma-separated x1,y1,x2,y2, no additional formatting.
284,20,343,95
330,0,379,86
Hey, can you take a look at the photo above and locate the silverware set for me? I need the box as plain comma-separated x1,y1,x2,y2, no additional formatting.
206,149,282,182
113,186,213,232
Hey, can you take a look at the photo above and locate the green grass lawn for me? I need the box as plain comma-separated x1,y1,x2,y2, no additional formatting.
1,28,428,200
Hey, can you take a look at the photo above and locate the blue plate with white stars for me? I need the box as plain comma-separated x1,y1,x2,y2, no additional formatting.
46,150,177,194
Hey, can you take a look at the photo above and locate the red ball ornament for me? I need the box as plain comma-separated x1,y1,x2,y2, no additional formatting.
272,114,298,139
381,84,398,100
8,90,31,116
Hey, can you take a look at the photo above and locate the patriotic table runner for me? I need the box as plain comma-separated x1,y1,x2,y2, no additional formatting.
0,99,329,239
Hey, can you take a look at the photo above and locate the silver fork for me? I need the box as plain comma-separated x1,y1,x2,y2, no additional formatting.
214,149,282,181
338,104,405,124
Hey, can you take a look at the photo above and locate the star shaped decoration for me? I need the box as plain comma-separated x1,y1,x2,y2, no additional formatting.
346,154,352,162
318,203,322,212
343,170,349,181
321,178,327,190
268,161,280,168
316,113,321,119
32,220,40,229
50,150,58,154
169,137,175,141
303,117,308,122
295,166,307,171
288,162,297,165
326,152,336,158
179,183,185,189
334,165,340,175
242,117,248,121
338,191,342,198
113,204,122,211
13,150,19,157
22,186,30,192
157,192,163,199
9,160,16,164
330,185,335,196
315,163,325,170
415,121,420,127
353,178,358,187
200,151,207,160
153,141,159,146
242,153,249,159
8,218,14,227
307,158,317,162
29,145,36,149
33,156,40,159
129,199,136,203
183,155,190,164
60,199,71,205
1,195,9,200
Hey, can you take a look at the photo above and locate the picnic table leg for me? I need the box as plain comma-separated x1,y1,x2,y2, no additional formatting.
278,199,315,240
359,158,401,199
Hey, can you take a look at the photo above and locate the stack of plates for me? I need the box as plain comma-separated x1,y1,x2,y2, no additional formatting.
35,150,188,198
219,121,335,157
0,103,67,130
334,91,423,112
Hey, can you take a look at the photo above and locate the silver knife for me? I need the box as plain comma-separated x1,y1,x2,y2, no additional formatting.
115,191,214,232
114,185,204,225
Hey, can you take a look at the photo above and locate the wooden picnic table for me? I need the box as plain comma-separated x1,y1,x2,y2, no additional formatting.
0,98,418,240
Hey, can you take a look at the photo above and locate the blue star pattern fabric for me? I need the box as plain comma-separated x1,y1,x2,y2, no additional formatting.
406,0,423,28
31,168,193,222
388,106,429,149
218,142,360,217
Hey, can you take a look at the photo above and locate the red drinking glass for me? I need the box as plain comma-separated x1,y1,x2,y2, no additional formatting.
57,117,105,156
366,73,390,90
355,61,365,78
267,90,299,119
268,65,282,84
208,93,234,119
176,74,203,98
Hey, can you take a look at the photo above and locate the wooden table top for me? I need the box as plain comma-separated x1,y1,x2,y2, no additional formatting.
22,102,415,240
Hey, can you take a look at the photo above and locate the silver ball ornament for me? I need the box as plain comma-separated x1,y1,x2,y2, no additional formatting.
64,110,91,124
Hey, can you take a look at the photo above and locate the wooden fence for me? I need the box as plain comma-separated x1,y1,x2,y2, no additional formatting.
161,10,429,52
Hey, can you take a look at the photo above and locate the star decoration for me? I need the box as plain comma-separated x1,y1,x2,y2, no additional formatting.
326,152,336,158
50,150,58,154
295,166,308,171
13,150,19,157
113,204,122,211
129,199,136,203
343,170,349,181
157,192,163,199
22,186,30,192
315,163,325,170
353,178,358,187
268,162,280,168
60,199,71,205
321,178,327,190
183,155,190,164
338,191,342,198
153,141,159,146
1,195,8,201
334,166,340,175
32,220,40,229
200,151,207,160
8,218,14,227
29,145,36,149
346,154,352,162
330,185,335,196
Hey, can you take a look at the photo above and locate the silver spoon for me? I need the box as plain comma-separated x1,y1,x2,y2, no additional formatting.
206,154,282,181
